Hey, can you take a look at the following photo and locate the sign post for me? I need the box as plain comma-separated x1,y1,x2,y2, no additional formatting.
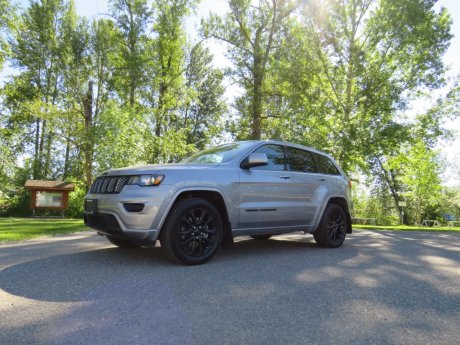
398,201,407,225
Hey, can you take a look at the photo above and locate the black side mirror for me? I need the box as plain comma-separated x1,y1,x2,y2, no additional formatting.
240,153,269,169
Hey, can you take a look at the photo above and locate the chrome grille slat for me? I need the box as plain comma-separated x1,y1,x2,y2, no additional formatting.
107,178,116,193
96,178,103,192
101,178,109,193
89,176,129,194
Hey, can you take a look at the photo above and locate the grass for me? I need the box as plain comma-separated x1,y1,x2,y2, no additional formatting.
0,217,89,242
1,217,459,244
353,224,460,232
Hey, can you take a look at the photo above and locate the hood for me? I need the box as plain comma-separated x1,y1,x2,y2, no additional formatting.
102,163,220,176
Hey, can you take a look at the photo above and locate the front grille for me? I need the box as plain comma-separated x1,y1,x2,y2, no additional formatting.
89,176,129,194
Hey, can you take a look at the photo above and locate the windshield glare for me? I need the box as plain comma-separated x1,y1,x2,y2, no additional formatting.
182,142,253,164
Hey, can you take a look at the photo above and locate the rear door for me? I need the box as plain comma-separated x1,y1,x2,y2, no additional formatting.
283,146,323,225
309,152,345,221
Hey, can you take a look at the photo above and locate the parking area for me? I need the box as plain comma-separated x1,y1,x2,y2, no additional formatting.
1,230,460,345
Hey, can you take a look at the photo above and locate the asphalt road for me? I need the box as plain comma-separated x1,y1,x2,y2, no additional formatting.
1,230,460,345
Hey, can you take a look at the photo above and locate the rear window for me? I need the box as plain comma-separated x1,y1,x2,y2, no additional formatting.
285,146,316,173
311,152,340,175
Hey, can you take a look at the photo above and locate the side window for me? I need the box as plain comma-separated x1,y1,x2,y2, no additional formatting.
252,144,285,171
285,147,316,173
311,152,340,175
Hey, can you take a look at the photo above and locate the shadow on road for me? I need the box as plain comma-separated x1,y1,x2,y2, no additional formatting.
1,231,460,345
0,234,354,303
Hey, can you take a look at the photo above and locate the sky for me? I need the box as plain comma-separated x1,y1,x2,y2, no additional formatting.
3,0,460,185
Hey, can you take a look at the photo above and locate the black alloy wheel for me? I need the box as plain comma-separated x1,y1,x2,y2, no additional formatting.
160,198,223,265
178,207,218,257
313,203,347,248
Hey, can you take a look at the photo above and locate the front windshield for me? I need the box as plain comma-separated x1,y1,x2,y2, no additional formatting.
182,142,254,164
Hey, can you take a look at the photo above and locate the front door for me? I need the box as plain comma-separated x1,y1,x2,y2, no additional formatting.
237,144,296,229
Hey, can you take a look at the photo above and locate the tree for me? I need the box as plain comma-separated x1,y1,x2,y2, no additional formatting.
0,0,15,67
183,44,227,149
289,0,452,172
142,0,193,163
10,0,74,179
203,0,298,140
388,141,443,224
109,0,151,106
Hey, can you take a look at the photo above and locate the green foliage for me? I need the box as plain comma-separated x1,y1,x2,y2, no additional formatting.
203,0,298,139
0,161,33,217
0,0,16,66
66,180,86,218
110,0,152,105
0,0,457,224
353,224,460,232
184,44,227,149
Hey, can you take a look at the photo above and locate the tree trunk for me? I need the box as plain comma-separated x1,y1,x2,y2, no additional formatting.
155,81,167,137
83,80,94,191
251,47,263,140
374,156,403,220
252,77,262,140
36,119,47,178
63,133,71,180
33,119,41,179
44,131,53,178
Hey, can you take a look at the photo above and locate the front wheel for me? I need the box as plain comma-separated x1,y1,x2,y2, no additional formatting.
313,204,347,248
160,198,223,265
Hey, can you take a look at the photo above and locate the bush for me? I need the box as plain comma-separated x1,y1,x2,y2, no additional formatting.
66,181,86,218
377,215,400,226
0,187,31,217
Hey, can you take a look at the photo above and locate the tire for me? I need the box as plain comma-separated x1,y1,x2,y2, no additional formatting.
160,198,223,265
106,235,140,248
313,203,347,248
250,234,272,240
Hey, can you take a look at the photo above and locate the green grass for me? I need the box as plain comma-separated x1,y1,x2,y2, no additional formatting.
1,217,459,243
0,218,89,242
353,224,460,232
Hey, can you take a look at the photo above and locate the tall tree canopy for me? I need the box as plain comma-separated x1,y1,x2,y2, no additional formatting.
0,0,457,222
203,0,298,140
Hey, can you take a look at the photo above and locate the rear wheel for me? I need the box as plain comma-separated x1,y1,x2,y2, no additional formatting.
250,234,272,240
313,204,347,248
106,235,140,248
160,198,223,265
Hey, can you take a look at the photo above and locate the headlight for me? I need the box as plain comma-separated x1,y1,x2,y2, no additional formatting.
127,175,164,186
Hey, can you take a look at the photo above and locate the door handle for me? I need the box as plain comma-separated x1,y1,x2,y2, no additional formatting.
279,175,291,179
317,177,326,181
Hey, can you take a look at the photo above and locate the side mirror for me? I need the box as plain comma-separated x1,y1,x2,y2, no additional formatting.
241,153,269,169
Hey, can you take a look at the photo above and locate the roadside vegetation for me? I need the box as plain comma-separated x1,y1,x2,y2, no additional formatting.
0,218,88,242
0,0,459,224
353,224,460,232
1,217,458,244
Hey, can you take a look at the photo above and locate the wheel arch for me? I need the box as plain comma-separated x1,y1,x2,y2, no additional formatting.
314,196,352,234
156,188,233,245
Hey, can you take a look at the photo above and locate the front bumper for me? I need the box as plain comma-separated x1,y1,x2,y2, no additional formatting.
84,213,158,245
83,184,174,244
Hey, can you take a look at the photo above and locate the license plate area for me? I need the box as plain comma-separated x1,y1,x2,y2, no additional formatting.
85,199,98,214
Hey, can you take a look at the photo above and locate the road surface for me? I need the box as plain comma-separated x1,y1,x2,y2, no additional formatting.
1,230,460,345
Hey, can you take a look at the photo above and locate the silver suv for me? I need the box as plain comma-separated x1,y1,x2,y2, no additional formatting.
84,140,352,265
